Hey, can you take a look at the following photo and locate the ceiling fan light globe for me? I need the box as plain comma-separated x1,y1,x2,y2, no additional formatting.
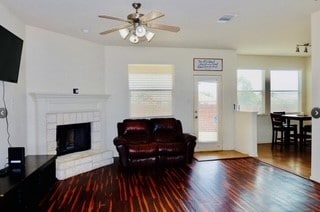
129,34,139,43
135,25,146,37
145,31,155,42
119,28,130,39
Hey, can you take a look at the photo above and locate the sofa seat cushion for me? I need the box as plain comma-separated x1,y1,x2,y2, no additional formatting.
158,155,185,164
158,142,185,156
130,158,157,167
128,143,158,159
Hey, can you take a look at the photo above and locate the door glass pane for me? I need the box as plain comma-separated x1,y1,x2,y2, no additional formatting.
197,81,218,142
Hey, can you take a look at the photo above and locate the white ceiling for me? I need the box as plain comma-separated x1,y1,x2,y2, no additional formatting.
1,0,320,56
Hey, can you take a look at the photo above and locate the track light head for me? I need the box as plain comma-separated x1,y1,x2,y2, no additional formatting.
296,43,311,53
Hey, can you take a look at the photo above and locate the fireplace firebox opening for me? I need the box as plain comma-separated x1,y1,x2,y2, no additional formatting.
56,123,91,156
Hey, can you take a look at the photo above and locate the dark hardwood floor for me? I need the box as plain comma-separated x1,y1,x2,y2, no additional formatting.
38,156,320,211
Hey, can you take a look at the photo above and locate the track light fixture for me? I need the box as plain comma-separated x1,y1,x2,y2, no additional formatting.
296,43,311,53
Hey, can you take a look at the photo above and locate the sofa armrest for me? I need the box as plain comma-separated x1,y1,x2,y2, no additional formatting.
183,133,196,143
113,137,127,167
113,136,128,146
115,144,129,168
183,133,197,163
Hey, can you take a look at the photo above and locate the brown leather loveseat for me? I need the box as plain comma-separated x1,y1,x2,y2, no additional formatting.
113,118,197,168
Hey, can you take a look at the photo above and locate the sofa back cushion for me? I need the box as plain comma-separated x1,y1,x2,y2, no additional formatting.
119,119,152,143
151,118,183,143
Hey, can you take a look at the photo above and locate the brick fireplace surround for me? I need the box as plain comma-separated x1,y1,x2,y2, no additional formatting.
31,93,113,180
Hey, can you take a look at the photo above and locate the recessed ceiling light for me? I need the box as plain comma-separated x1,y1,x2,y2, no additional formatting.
217,14,237,23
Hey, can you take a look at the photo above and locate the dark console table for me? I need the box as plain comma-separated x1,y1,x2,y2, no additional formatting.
0,155,57,210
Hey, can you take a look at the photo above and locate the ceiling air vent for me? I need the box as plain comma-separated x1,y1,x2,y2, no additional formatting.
217,14,237,23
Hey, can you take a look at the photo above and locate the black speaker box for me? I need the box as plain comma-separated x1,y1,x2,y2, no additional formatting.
8,147,25,176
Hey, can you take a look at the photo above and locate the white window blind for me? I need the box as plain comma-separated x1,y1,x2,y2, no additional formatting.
270,70,301,112
128,64,174,118
237,69,265,114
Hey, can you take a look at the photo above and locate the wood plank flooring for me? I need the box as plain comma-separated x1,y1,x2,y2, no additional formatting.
193,150,249,161
258,143,311,178
38,157,320,211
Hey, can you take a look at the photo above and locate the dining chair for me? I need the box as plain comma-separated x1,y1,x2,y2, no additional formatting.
270,113,297,148
302,124,312,150
273,111,297,127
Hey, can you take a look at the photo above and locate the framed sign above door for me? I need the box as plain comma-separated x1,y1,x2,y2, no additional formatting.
193,58,223,71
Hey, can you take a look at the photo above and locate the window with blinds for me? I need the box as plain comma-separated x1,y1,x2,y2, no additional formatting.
270,70,301,112
237,69,265,114
128,64,175,118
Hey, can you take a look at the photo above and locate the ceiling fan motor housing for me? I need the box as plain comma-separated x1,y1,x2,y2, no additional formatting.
129,2,144,23
132,3,141,10
127,13,144,23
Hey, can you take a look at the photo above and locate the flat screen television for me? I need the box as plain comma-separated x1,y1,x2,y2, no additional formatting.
0,25,23,83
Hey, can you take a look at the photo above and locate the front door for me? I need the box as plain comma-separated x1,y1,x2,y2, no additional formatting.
194,76,222,151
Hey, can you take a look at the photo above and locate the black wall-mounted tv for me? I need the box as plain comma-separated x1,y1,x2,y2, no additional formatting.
0,25,23,83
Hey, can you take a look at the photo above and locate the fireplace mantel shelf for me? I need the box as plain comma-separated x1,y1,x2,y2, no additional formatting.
30,93,110,102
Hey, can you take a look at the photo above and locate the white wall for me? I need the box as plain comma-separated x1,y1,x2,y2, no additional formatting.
238,55,309,143
311,10,320,182
25,26,105,94
0,3,27,169
104,46,237,153
306,57,312,114
25,26,106,154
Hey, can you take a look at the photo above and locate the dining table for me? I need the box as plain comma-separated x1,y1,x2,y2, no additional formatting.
282,114,312,144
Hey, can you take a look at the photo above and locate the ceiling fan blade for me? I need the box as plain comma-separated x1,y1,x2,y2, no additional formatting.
147,23,180,32
98,15,131,23
99,24,132,35
140,11,165,23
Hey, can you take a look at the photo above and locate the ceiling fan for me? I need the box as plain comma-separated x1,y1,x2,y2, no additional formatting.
98,3,180,43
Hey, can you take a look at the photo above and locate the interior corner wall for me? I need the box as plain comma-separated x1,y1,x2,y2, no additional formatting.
311,10,320,183
24,26,106,155
104,46,237,154
0,3,27,169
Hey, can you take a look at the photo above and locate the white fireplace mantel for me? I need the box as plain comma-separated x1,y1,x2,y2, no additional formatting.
30,93,110,105
30,93,110,101
30,93,110,114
